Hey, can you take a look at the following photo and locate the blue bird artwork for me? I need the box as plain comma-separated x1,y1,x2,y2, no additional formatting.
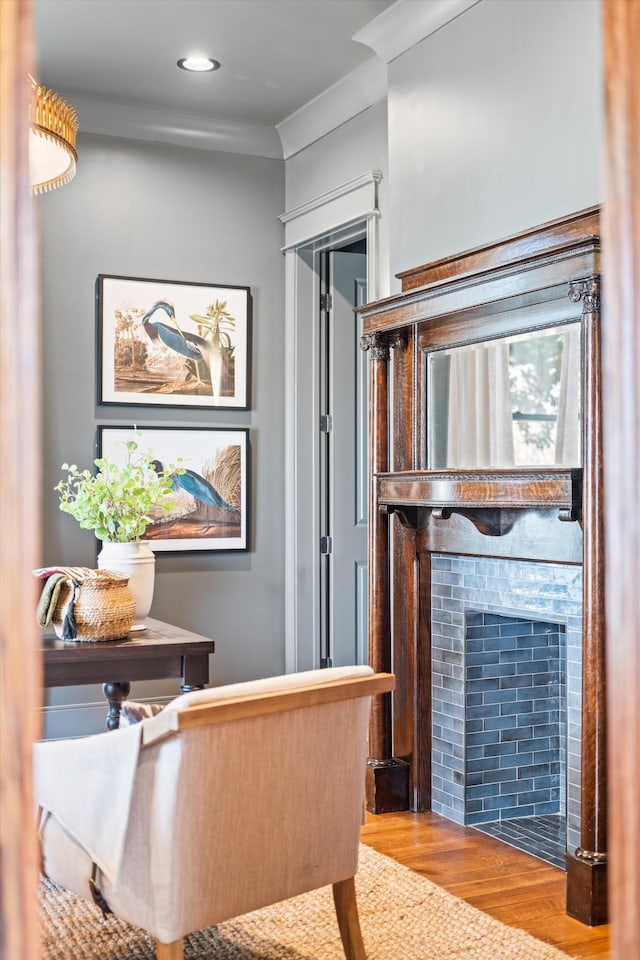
141,300,219,395
152,461,240,529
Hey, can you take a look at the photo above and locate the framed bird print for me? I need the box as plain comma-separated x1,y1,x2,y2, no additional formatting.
97,274,251,409
97,425,250,552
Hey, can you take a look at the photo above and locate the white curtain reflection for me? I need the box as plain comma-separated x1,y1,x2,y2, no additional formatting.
555,325,581,464
447,341,515,467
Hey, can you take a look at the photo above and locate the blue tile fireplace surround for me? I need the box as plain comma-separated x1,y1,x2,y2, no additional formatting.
430,555,583,867
357,207,607,925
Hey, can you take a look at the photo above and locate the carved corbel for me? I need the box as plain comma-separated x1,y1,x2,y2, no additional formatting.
379,503,418,529
431,506,519,537
558,505,582,523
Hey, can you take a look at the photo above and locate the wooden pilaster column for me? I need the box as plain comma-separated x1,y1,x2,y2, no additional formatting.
361,331,409,813
566,279,608,925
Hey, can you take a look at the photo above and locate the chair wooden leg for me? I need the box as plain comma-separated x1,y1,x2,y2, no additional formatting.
332,877,366,960
156,939,183,960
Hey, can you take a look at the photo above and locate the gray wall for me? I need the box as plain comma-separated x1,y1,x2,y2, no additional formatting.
387,0,603,281
40,134,285,735
284,100,390,294
284,99,388,207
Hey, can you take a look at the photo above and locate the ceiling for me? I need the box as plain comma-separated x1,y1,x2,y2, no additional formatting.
33,0,396,128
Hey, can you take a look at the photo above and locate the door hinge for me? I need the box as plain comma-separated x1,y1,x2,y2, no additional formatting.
320,292,333,312
320,413,333,433
320,535,333,555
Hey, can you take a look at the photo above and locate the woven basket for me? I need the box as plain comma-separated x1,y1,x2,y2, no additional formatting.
52,570,135,641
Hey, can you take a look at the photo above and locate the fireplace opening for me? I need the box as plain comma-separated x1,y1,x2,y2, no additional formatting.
431,555,582,870
466,612,567,867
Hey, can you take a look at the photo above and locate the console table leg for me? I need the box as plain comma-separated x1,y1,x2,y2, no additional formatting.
102,681,131,730
180,653,209,694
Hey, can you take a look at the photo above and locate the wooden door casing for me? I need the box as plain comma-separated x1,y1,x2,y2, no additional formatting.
602,0,640,953
0,0,43,956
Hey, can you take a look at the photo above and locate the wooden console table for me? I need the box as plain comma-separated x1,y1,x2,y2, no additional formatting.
42,617,215,730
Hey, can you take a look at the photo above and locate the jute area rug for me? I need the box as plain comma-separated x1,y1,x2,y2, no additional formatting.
40,843,572,960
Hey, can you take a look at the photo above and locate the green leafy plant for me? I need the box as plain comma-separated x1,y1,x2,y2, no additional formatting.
55,436,184,542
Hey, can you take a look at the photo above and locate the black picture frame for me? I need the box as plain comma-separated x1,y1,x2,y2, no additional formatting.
97,425,250,553
97,274,251,410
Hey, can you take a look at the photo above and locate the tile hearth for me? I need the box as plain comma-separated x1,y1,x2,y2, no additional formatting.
473,813,567,869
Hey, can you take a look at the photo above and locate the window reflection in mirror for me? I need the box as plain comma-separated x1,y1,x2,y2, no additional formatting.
427,322,581,469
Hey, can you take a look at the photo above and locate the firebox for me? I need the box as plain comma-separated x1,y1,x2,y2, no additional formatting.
431,555,582,867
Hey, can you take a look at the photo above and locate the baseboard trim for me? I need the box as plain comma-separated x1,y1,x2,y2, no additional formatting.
42,695,173,740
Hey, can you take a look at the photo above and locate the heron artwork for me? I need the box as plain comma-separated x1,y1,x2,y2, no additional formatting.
140,300,223,396
152,461,240,532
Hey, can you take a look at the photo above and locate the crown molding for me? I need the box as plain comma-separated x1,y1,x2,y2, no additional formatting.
276,57,387,161
68,95,284,160
276,0,482,160
352,0,482,64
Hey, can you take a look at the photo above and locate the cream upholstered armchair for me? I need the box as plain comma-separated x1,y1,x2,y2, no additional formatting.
34,666,394,960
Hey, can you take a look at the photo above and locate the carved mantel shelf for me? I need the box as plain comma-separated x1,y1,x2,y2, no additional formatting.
377,468,582,533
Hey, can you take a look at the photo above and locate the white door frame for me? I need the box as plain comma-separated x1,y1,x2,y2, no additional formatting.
280,170,382,672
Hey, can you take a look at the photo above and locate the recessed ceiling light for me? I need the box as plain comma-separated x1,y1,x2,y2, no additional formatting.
177,57,220,73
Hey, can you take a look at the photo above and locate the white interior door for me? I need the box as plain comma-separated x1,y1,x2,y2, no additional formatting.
320,248,368,666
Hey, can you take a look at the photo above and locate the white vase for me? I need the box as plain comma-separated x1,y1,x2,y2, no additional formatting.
97,541,156,629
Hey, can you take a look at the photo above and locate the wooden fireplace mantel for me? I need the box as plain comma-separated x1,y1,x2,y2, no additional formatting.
357,207,607,925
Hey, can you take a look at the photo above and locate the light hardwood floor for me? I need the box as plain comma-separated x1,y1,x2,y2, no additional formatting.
360,811,611,959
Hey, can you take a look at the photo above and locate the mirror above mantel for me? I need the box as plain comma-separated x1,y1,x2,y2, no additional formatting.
427,321,582,470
